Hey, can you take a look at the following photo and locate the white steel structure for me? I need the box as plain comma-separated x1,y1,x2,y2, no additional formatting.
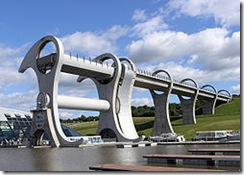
19,36,232,147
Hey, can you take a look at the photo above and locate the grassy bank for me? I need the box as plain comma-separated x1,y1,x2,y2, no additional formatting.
63,97,240,141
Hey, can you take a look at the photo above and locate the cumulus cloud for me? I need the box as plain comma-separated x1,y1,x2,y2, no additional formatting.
61,25,128,56
0,44,31,87
59,111,75,120
0,0,239,118
58,73,99,99
0,89,37,111
230,84,240,94
140,61,239,86
132,9,148,22
127,28,240,84
131,97,153,107
131,16,168,37
167,0,240,27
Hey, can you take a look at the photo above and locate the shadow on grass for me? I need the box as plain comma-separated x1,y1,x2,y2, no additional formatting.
135,121,154,131
172,123,184,126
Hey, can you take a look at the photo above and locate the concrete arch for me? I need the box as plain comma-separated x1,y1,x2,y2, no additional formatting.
180,78,199,88
92,53,121,84
31,129,48,146
201,84,217,93
199,85,218,115
152,69,173,81
99,128,117,141
218,89,232,97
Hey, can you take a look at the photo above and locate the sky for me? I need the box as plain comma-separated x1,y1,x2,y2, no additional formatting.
0,0,240,119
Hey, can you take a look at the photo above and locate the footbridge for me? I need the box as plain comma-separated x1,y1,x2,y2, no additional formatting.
19,36,232,147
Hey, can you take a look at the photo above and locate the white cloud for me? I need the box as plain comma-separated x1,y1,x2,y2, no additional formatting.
0,1,240,118
167,0,240,27
127,28,240,83
0,44,31,87
61,25,128,56
132,9,148,22
137,61,240,89
230,84,240,94
131,97,153,107
131,16,168,37
58,74,99,99
59,111,75,120
127,30,189,62
0,89,37,111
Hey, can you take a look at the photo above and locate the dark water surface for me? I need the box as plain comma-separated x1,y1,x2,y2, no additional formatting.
0,143,240,171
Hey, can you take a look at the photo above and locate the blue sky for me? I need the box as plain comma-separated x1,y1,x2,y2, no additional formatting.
0,0,240,119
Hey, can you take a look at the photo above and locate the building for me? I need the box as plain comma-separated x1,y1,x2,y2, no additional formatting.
0,107,82,146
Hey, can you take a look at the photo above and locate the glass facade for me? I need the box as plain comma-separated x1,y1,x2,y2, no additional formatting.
0,114,32,142
0,108,82,146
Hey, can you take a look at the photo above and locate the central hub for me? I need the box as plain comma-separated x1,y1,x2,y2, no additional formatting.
36,53,56,74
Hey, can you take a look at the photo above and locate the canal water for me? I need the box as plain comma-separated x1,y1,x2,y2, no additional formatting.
0,143,240,171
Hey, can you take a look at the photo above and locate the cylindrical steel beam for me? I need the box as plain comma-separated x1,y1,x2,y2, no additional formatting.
57,95,110,111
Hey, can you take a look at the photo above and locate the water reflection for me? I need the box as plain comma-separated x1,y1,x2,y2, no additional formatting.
0,143,240,171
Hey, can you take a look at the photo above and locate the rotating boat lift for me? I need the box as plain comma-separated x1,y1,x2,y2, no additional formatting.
19,36,232,147
19,36,140,147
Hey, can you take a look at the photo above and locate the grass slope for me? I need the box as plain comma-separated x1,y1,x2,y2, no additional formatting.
173,97,240,140
215,97,240,115
64,98,240,141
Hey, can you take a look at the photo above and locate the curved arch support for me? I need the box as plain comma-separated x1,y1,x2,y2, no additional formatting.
218,89,232,104
19,35,64,74
199,84,218,115
116,57,139,140
178,78,199,125
150,70,174,136
152,69,173,81
180,78,198,88
218,89,232,98
201,84,217,93
119,57,136,72
90,54,139,141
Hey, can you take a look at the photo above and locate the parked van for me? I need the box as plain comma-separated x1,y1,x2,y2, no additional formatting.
150,133,185,142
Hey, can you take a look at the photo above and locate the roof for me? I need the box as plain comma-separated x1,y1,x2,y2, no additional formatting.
0,107,32,121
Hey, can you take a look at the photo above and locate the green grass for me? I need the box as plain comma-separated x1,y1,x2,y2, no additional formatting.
172,114,240,140
63,97,240,141
64,121,98,135
215,97,240,115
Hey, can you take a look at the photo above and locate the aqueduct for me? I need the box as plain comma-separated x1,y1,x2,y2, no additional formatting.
18,36,232,147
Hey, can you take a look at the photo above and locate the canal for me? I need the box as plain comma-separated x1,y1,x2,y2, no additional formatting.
0,143,240,171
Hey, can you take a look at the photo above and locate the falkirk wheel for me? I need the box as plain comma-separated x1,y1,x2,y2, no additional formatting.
19,36,140,147
19,35,232,147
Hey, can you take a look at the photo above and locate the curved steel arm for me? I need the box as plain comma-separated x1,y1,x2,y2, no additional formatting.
201,84,217,93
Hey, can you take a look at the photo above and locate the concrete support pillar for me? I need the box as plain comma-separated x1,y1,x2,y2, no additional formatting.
150,70,174,136
178,78,199,125
200,98,217,115
199,85,218,115
178,96,197,124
